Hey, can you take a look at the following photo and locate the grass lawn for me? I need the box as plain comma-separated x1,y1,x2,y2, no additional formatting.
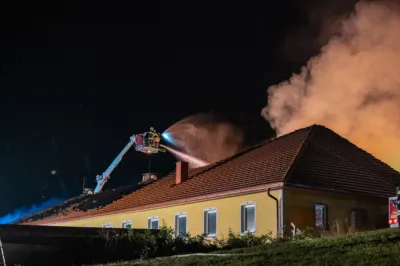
98,228,400,266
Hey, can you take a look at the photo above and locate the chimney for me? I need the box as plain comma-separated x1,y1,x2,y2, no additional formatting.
176,161,189,185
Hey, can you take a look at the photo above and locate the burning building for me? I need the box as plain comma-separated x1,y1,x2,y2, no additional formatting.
18,125,400,237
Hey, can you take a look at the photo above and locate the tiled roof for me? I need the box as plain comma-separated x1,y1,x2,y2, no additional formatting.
22,125,400,224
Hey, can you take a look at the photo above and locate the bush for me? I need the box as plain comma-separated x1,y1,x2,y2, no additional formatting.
95,219,375,264
216,229,274,249
318,218,359,237
105,222,275,260
283,218,364,242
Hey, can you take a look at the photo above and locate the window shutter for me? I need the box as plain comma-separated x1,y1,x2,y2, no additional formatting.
241,205,245,233
324,205,328,229
204,211,207,234
147,219,151,229
175,215,179,236
350,210,356,227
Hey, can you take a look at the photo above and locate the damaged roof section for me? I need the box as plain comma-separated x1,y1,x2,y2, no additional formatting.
17,186,139,223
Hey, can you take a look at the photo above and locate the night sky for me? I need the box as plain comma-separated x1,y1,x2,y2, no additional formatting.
0,1,358,215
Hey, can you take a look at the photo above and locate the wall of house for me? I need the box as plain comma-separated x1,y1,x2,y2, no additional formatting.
283,187,388,235
43,190,281,238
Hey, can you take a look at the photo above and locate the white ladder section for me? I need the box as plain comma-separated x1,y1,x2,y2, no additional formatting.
0,235,6,266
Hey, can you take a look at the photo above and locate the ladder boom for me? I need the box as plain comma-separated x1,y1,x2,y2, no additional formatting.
94,136,135,193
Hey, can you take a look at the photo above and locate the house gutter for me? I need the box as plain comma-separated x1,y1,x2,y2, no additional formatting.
266,129,311,237
267,188,280,237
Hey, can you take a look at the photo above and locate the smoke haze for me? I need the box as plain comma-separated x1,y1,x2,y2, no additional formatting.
164,113,273,166
165,113,245,165
0,197,63,224
262,1,400,171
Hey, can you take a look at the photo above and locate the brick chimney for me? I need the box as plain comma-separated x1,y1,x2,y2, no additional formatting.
176,161,189,185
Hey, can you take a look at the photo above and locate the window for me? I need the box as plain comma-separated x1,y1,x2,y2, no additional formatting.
315,204,327,229
121,220,132,229
203,208,217,237
241,202,256,234
148,216,159,229
174,212,187,237
350,209,368,229
102,222,113,228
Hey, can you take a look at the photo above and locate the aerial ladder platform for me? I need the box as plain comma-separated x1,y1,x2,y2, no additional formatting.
94,127,165,194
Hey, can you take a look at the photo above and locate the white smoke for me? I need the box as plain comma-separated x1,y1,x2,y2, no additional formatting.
262,1,400,171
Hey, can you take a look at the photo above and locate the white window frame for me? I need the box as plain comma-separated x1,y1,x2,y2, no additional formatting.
102,222,113,228
315,204,327,229
203,207,218,238
148,216,159,229
121,219,132,229
240,201,256,234
174,212,188,237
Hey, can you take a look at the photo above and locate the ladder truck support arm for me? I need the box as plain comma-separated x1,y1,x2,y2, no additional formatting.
94,136,136,194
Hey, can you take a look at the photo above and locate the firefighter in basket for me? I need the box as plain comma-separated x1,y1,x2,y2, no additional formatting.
145,127,161,149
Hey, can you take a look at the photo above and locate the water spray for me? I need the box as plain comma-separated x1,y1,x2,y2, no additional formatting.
159,144,208,168
162,114,246,165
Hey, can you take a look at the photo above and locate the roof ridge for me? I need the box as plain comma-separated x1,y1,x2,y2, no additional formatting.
187,125,315,179
281,126,314,184
155,125,319,182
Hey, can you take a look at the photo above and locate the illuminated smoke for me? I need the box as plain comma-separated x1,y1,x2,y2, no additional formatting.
0,197,64,224
262,1,400,171
163,113,245,165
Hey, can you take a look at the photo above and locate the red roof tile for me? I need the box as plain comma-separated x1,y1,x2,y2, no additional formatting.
22,125,400,224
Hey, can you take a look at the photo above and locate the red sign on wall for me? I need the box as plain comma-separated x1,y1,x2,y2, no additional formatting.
389,197,398,227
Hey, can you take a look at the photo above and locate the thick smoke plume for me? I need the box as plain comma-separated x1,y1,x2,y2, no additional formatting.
262,1,400,171
0,197,63,224
165,113,245,166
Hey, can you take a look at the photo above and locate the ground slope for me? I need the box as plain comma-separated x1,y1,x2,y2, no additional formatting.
100,228,400,266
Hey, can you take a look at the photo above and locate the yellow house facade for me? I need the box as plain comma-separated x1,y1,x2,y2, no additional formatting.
20,125,399,238
43,190,281,239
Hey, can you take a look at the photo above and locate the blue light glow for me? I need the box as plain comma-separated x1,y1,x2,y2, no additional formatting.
0,197,64,224
162,131,175,145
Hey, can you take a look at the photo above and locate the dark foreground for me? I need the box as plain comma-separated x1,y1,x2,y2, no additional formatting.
0,224,158,266
101,228,400,266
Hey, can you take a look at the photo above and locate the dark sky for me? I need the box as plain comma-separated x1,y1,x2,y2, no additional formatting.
0,1,357,215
